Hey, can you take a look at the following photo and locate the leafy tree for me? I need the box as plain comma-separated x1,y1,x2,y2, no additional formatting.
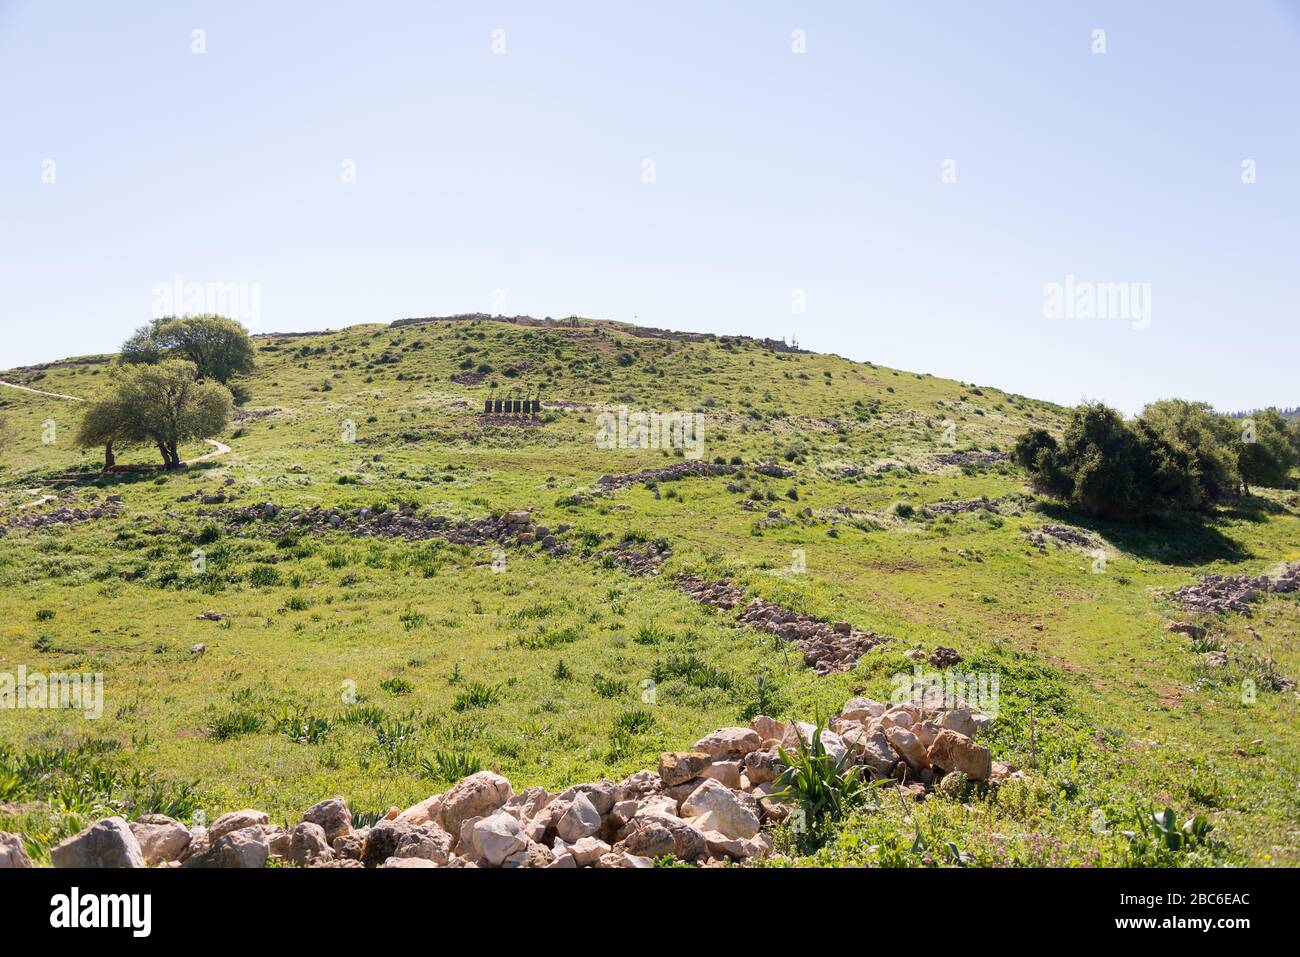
119,326,164,365
1058,403,1157,516
1137,399,1239,506
114,360,232,468
1015,402,1208,518
73,392,137,469
119,315,255,384
1012,428,1064,490
1234,409,1298,492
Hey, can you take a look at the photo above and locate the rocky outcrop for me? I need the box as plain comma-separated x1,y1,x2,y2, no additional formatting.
1171,563,1299,615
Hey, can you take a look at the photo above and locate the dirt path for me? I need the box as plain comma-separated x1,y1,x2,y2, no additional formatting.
185,438,231,464
0,379,85,402
0,379,231,466
18,494,59,509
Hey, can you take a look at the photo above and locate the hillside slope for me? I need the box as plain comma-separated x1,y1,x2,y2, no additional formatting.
1,315,1296,866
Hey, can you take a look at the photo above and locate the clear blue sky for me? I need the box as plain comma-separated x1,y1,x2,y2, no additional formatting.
2,1,1297,414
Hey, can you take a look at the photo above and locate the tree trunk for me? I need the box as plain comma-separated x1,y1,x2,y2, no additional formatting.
103,441,115,470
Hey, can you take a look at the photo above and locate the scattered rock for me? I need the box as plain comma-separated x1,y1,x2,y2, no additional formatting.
361,819,413,868
594,461,741,494
680,780,760,840
931,451,1007,468
302,796,354,844
289,822,333,866
620,820,677,859
130,815,192,866
472,812,528,866
555,792,602,843
0,832,33,868
692,727,762,759
928,729,992,781
676,579,892,675
1171,563,1299,615
1023,524,1099,550
186,826,269,869
393,823,455,864
209,809,270,843
440,771,513,837
886,727,930,769
659,751,711,786
928,646,962,668
51,817,145,868
19,688,1002,870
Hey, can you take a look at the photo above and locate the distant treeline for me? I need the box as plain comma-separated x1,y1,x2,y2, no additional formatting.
1014,401,1300,519
1228,406,1299,420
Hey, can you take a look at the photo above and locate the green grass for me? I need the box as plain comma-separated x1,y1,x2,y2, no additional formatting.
1,316,1297,866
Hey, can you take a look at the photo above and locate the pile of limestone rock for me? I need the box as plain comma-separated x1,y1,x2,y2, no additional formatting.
1171,563,1300,615
931,451,1007,468
676,576,888,674
594,461,739,494
737,600,887,675
1023,523,1099,550
6,493,122,530
224,502,568,554
2,694,1009,870
603,540,672,577
594,460,794,495
925,499,999,515
677,575,746,609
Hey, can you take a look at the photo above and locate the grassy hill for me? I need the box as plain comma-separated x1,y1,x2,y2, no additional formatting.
2,315,1296,866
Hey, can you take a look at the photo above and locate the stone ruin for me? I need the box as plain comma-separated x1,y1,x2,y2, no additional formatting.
4,692,1015,870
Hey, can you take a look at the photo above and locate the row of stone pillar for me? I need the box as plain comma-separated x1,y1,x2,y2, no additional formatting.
484,397,541,415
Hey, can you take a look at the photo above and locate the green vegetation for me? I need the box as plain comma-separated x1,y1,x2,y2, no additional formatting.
770,715,870,847
1014,400,1298,517
75,360,233,469
121,315,256,386
1,315,1296,867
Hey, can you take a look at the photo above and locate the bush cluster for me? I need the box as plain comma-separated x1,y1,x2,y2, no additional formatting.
1014,401,1298,518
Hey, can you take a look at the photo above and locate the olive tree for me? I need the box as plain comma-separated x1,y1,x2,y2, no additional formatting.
112,360,232,468
120,315,255,384
74,393,136,469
